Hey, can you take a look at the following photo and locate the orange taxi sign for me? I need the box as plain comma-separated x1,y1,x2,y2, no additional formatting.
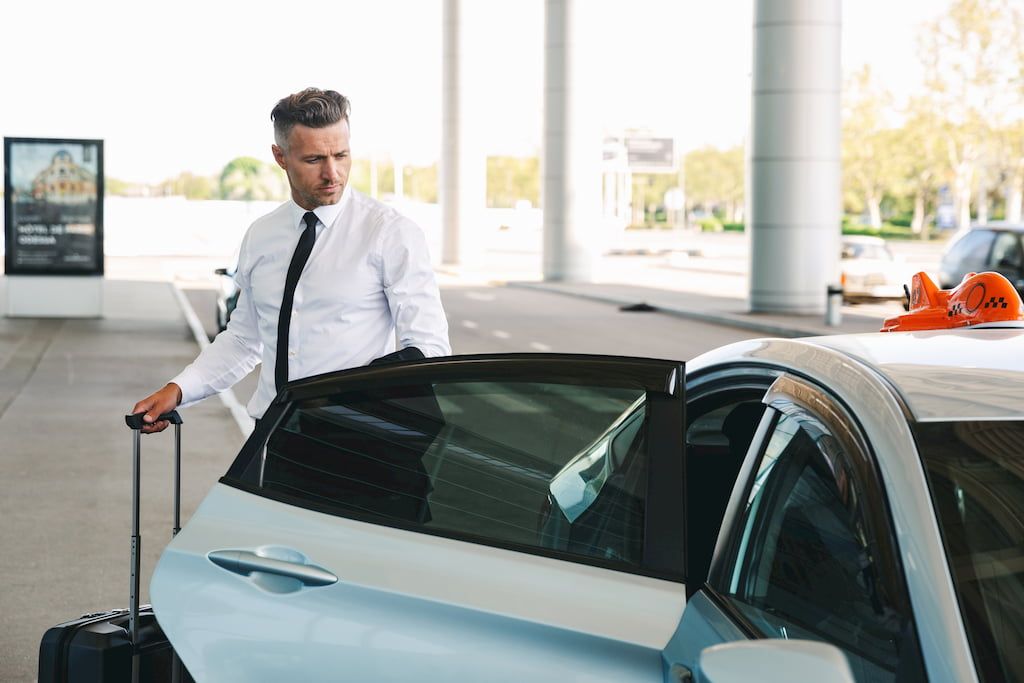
881,271,1024,332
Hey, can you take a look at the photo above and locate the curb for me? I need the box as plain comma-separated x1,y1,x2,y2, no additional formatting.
507,282,857,339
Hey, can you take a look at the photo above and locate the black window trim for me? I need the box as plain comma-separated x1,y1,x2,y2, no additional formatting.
221,352,687,582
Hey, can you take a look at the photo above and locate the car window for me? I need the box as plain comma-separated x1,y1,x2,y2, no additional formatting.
256,379,658,571
714,411,922,682
915,420,1024,683
946,230,996,274
685,398,766,588
990,231,1023,270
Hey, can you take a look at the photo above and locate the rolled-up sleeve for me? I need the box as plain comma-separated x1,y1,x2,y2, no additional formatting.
170,234,263,407
380,217,451,358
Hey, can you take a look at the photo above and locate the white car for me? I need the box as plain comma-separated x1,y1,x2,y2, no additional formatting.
840,235,908,303
151,271,1024,683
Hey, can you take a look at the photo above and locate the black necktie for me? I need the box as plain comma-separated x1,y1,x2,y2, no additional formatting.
276,211,318,392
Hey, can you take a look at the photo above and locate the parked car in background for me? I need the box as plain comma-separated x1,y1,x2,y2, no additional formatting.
939,223,1024,295
840,235,907,303
214,265,240,333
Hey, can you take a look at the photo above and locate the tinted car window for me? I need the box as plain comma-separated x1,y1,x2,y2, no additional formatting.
990,231,1023,270
259,380,653,569
717,412,921,682
916,420,1024,683
944,230,996,276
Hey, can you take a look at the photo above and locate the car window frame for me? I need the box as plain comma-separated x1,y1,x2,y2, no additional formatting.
682,365,782,595
704,373,924,674
220,353,688,581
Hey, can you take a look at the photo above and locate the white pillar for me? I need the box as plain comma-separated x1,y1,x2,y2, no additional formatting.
749,0,841,313
440,0,485,266
542,0,599,282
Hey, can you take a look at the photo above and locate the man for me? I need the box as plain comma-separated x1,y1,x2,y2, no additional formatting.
132,88,451,432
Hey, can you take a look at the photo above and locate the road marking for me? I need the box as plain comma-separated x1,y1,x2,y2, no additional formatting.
493,330,511,339
171,283,254,437
466,292,496,302
462,320,479,329
530,342,552,351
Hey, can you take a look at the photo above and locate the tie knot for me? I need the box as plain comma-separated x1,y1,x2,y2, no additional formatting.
302,212,318,230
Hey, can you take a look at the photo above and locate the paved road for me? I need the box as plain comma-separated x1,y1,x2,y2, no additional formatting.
187,282,764,359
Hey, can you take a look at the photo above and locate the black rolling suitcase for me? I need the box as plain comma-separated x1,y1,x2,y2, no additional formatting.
38,411,192,683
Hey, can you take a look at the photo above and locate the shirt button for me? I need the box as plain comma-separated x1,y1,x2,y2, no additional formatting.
288,351,297,358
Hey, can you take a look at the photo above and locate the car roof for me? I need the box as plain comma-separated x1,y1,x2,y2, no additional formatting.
809,327,1024,421
967,222,1024,233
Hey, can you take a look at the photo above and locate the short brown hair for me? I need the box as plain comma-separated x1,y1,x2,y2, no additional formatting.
271,88,350,148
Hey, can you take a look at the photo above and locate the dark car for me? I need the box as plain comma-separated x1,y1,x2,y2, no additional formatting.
939,223,1024,294
214,266,240,333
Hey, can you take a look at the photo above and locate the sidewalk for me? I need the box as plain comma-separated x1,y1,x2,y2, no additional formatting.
0,279,245,683
436,254,892,338
509,281,885,338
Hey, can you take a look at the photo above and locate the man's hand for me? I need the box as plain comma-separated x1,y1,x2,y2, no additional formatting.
130,383,183,434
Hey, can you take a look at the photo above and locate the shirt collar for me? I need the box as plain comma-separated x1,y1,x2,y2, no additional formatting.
288,183,351,230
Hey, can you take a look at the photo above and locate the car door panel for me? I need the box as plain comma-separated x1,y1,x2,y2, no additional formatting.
154,484,683,682
152,354,687,682
661,590,747,677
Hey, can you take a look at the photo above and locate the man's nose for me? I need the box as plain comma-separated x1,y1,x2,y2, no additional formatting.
322,158,337,179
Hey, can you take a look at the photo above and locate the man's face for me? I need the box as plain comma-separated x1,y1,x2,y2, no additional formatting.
272,120,352,210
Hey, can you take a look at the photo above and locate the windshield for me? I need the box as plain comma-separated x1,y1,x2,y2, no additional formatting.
842,242,893,261
916,420,1024,683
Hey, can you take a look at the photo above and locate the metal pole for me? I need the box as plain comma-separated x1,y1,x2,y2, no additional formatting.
171,422,184,683
173,423,181,537
130,429,141,683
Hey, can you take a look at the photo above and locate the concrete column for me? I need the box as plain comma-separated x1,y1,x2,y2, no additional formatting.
440,0,485,266
543,0,600,281
749,0,841,313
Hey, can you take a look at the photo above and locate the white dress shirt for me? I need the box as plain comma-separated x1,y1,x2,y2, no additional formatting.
171,186,451,418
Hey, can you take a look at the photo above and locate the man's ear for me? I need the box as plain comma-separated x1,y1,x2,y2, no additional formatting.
271,144,287,170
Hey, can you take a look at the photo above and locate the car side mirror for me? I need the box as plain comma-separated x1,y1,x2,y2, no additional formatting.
214,267,229,276
699,640,855,683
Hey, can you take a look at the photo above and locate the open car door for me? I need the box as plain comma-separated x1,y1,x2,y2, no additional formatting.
152,354,686,682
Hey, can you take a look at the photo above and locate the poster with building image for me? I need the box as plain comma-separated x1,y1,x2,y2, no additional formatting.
4,137,104,275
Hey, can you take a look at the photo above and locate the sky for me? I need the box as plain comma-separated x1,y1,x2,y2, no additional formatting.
0,0,956,184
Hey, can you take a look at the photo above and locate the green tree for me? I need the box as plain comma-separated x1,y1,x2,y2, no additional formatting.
161,172,217,200
219,157,288,201
404,164,438,203
896,100,948,238
842,66,903,228
918,0,1022,227
683,146,744,222
105,177,132,196
486,156,539,208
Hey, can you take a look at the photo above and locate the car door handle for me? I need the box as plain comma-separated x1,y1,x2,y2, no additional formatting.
207,550,338,587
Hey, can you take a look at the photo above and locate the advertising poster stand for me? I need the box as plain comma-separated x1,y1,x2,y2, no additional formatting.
3,137,104,317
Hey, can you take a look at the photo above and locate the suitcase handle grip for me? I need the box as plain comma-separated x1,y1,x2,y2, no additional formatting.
124,411,183,430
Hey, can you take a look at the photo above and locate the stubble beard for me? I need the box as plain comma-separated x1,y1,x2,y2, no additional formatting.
295,182,344,209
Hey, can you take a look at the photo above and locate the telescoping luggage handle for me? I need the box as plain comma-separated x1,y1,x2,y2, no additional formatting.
124,410,184,683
